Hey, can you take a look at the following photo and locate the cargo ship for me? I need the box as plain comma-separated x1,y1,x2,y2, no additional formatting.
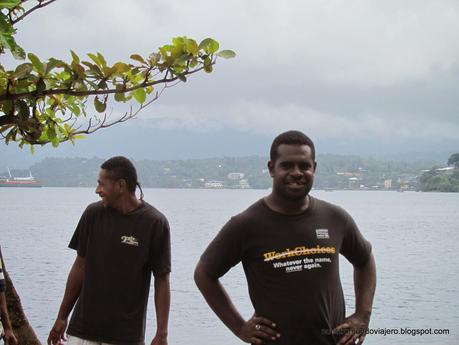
0,168,42,187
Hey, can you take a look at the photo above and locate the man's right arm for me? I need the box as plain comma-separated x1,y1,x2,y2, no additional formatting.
194,260,280,345
47,255,85,345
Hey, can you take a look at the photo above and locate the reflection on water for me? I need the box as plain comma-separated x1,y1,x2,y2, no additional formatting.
1,188,458,344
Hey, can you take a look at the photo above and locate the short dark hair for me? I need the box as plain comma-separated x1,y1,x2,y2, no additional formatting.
270,130,315,162
101,156,138,193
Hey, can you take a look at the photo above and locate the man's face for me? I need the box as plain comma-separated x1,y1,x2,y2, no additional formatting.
95,169,121,207
268,144,316,201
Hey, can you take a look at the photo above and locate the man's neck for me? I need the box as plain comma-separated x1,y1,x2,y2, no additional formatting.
112,194,142,214
264,193,310,215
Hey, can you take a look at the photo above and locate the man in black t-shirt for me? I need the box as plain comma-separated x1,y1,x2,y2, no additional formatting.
195,131,376,345
48,157,171,345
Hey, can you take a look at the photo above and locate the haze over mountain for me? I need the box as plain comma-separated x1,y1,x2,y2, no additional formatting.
1,1,458,168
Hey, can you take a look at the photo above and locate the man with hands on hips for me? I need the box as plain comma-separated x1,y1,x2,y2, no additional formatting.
194,131,376,345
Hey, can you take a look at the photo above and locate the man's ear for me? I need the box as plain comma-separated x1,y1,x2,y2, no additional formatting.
118,179,127,192
267,160,275,177
313,161,317,172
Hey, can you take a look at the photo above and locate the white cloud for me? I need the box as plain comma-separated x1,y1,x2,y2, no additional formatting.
139,100,459,141
14,0,459,85
4,0,458,155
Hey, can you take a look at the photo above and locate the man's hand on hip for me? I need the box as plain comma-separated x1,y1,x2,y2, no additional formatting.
237,315,281,344
334,312,369,345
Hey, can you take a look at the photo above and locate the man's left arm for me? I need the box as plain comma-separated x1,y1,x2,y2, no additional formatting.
150,273,170,345
336,252,376,345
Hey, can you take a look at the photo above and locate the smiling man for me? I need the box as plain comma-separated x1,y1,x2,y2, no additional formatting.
48,156,171,345
194,130,376,345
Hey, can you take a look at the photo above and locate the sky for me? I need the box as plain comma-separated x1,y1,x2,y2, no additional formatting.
1,0,459,167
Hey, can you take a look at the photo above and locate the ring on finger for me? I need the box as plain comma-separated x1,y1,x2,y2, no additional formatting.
255,324,261,331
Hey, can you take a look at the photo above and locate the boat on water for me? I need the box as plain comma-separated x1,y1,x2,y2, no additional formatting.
0,168,42,187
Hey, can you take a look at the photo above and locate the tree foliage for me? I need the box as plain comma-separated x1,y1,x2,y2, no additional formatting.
419,153,459,192
0,0,235,148
448,153,459,168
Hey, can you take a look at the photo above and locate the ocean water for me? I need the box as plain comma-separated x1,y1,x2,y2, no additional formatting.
1,188,458,345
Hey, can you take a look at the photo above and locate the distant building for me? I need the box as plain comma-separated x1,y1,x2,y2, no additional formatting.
436,166,455,172
384,179,392,190
227,172,245,180
238,179,251,189
348,177,359,189
337,172,362,177
204,181,225,189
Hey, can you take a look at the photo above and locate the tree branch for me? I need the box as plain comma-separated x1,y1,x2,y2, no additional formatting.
12,0,58,25
0,64,207,102
0,115,16,126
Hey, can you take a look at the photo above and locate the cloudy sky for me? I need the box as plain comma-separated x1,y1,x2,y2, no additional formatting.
2,0,459,166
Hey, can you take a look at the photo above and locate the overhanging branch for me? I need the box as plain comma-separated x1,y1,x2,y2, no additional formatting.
0,64,208,102
12,0,58,25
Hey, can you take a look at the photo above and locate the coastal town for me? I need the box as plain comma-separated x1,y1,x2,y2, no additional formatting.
2,153,458,192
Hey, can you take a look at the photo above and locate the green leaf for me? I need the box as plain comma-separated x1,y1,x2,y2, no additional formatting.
203,56,213,73
68,103,81,115
132,88,146,104
97,52,107,68
114,92,126,102
13,63,33,79
199,38,219,54
93,97,106,113
102,66,116,78
16,100,29,118
46,58,67,74
217,50,236,59
10,42,25,60
130,54,146,64
0,0,20,9
204,64,213,73
114,62,130,74
51,137,60,147
88,53,101,66
36,78,46,94
70,50,80,64
64,123,72,133
185,38,199,55
148,53,161,66
81,61,102,77
72,134,85,140
47,128,56,140
189,58,198,68
174,53,191,66
0,15,11,32
172,36,185,47
27,53,44,74
177,74,187,82
0,100,13,114
72,63,85,78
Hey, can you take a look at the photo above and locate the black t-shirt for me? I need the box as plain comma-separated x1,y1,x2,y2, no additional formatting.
67,201,171,345
200,197,371,345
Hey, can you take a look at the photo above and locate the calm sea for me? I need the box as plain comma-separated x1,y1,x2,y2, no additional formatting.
1,188,458,345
